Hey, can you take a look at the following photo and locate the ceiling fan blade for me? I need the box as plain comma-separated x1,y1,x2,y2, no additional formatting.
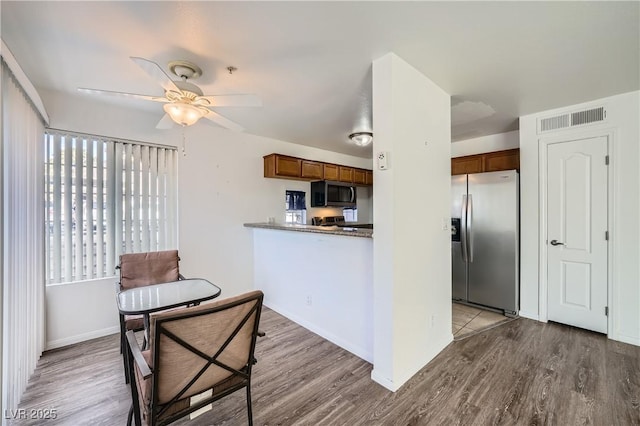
155,114,175,130
78,87,168,102
130,57,180,93
197,94,262,107
203,109,244,132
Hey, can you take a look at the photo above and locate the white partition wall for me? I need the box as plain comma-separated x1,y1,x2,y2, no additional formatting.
252,229,374,362
371,53,452,391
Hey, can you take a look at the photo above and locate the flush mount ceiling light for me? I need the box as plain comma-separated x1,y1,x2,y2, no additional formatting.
349,132,373,147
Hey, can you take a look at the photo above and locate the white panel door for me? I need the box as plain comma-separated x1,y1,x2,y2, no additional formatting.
547,136,608,333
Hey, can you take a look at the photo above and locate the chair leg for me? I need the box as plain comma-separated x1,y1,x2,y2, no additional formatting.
119,315,126,354
246,384,253,426
123,342,130,384
127,405,133,426
127,345,142,426
120,316,130,384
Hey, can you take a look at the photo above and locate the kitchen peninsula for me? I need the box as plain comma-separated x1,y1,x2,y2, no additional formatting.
244,222,373,362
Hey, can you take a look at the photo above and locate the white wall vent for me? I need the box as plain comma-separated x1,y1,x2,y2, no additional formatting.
538,106,606,134
540,114,570,132
571,107,605,126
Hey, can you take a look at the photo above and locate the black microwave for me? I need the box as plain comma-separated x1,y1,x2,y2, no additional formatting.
310,181,357,207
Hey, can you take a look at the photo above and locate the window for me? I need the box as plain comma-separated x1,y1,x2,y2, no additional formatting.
285,190,306,224
44,130,178,284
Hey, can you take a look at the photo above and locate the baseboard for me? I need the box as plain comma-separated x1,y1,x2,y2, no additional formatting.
264,301,373,363
371,369,398,392
518,310,540,321
46,326,119,350
371,333,453,393
612,333,640,347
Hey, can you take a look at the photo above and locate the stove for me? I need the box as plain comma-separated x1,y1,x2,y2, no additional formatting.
311,216,373,229
311,216,346,226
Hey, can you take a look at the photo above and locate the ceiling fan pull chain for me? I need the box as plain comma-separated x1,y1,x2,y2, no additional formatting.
181,128,187,156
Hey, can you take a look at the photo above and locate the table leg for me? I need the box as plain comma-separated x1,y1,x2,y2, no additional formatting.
142,314,150,350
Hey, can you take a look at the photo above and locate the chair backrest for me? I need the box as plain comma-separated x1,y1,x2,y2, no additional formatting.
119,250,180,290
147,290,263,422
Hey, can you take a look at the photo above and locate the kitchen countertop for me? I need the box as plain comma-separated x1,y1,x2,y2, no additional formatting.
244,222,373,238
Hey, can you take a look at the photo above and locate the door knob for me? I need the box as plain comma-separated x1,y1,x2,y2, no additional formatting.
550,239,564,246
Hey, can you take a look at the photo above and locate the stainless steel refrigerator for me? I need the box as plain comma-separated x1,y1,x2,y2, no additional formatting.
451,170,519,316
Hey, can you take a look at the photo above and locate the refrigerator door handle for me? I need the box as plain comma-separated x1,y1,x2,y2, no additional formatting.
461,194,468,262
467,194,474,262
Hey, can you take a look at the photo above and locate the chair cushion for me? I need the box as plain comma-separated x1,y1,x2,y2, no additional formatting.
124,315,144,331
135,350,189,423
119,250,180,290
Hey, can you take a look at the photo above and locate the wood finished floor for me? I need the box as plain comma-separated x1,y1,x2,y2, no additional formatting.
11,307,640,425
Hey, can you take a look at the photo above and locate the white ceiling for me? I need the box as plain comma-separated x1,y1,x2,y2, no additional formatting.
2,1,638,158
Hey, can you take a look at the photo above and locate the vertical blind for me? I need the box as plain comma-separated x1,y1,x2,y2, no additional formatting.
44,131,177,284
2,59,46,411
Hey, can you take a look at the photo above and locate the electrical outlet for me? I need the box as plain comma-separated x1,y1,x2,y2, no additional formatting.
306,296,312,306
431,314,436,327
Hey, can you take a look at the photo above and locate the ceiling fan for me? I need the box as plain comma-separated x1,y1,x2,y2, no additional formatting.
78,57,261,131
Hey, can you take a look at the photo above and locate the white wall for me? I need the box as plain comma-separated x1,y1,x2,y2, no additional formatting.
371,53,452,391
519,91,640,346
451,130,519,157
41,89,372,347
253,229,373,361
45,279,119,349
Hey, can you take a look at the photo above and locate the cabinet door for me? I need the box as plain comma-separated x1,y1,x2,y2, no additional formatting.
353,169,366,185
301,160,323,180
484,149,520,172
274,155,301,177
338,166,354,183
365,170,373,186
451,155,483,175
324,164,339,181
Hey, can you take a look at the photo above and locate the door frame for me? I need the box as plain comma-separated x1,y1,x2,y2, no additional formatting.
538,128,616,338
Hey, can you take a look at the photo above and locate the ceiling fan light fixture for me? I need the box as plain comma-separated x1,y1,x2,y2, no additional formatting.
163,102,206,126
349,131,373,147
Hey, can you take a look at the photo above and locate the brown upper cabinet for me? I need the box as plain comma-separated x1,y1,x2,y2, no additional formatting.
483,149,520,172
353,169,367,185
451,154,484,175
264,154,301,178
338,166,354,183
263,153,372,186
365,170,373,185
323,164,339,181
451,149,520,175
301,160,323,180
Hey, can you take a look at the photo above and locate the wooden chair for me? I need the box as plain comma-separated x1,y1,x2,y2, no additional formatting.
125,290,264,426
117,250,183,382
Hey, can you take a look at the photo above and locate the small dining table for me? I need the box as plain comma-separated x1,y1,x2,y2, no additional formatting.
117,278,222,346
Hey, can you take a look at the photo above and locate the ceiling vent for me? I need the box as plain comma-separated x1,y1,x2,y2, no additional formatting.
538,106,606,134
